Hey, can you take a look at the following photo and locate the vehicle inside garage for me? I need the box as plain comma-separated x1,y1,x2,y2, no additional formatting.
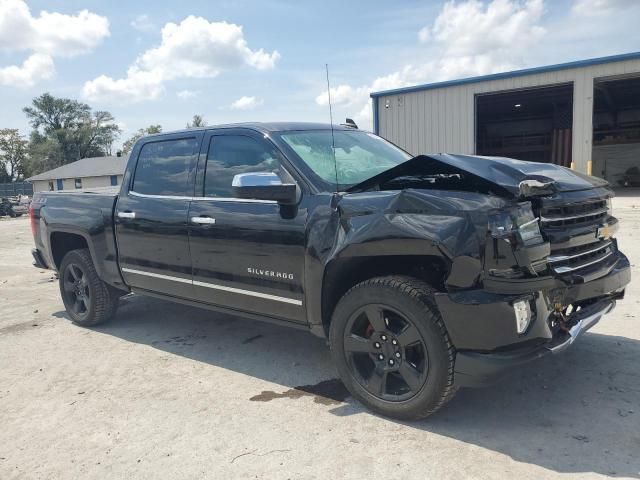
475,84,574,166
592,75,640,186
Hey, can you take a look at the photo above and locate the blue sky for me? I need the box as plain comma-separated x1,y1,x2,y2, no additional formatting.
1,0,639,148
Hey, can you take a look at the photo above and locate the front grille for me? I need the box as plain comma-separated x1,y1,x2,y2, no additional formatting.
548,239,613,274
540,199,607,227
538,195,615,276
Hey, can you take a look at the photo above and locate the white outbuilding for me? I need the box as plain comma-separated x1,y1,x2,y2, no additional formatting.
27,154,128,193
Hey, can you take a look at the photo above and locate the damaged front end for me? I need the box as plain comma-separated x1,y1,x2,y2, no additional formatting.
343,153,631,386
438,183,629,387
483,201,550,286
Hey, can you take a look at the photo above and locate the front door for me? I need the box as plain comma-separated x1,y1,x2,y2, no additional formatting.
188,129,307,323
115,132,202,298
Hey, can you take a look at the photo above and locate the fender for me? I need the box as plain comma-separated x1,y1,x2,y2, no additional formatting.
303,189,506,336
40,199,126,290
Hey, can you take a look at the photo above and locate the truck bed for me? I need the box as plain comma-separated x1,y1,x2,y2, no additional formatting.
31,188,125,290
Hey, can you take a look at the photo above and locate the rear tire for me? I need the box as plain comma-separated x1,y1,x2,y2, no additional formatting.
329,275,457,420
59,249,118,326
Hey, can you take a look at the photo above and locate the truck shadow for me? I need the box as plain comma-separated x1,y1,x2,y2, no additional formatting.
57,294,640,478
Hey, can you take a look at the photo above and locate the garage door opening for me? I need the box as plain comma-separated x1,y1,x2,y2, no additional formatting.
592,75,640,186
475,84,573,166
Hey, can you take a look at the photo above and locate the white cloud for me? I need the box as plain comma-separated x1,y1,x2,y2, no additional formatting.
0,0,109,56
230,95,264,110
83,16,280,103
315,84,365,108
0,0,109,87
83,68,165,103
423,0,545,56
130,14,155,33
572,0,638,16
0,52,54,87
417,26,430,43
176,89,198,100
317,0,546,128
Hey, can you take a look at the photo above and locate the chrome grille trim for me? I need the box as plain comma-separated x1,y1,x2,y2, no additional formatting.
548,240,612,263
540,208,608,224
539,196,615,275
552,251,614,274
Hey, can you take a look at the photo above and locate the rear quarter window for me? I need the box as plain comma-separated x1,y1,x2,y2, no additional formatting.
132,138,198,196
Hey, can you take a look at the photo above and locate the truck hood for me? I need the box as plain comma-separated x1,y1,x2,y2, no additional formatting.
347,153,608,197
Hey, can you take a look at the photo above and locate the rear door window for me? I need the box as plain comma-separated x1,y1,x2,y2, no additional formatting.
133,138,198,196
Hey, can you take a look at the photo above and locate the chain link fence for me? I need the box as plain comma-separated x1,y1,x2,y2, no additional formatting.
0,182,33,197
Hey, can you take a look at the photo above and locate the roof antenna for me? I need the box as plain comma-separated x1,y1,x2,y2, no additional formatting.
325,63,339,192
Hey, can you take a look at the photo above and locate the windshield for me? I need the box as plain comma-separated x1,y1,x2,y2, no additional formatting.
277,130,411,189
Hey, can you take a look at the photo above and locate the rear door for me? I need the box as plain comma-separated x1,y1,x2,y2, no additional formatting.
187,129,307,323
115,132,202,298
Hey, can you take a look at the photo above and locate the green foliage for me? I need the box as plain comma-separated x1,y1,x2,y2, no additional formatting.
122,125,162,154
0,129,29,181
26,131,63,176
186,114,207,128
23,93,121,174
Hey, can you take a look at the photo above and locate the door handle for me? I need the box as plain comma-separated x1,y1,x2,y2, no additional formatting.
191,216,216,225
117,211,136,219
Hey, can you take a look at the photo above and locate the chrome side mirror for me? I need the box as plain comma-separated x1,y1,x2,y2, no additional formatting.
231,172,297,204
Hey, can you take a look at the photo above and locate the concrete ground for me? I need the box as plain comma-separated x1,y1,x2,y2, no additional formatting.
0,193,639,480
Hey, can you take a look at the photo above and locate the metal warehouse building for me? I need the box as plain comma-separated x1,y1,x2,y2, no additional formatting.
371,52,640,186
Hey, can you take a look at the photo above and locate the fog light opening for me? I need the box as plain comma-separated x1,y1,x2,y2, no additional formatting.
513,300,532,334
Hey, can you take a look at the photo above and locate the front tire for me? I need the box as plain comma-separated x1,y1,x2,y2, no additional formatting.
329,276,457,420
59,249,118,326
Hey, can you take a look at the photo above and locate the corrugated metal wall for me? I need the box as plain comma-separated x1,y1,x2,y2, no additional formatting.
375,58,640,174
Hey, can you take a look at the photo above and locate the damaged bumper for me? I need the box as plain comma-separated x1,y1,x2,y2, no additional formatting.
545,299,615,354
435,252,630,387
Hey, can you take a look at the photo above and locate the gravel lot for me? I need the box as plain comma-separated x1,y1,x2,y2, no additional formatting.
1,193,639,479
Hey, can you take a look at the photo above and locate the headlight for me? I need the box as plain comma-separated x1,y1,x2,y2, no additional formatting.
488,202,543,246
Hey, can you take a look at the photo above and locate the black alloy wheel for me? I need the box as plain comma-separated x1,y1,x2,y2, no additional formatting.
61,263,91,320
343,304,429,401
58,249,119,326
329,276,457,420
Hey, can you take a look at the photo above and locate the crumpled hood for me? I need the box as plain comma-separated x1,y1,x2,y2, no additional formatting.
347,153,609,197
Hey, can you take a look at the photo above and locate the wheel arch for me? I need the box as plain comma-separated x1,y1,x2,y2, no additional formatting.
320,254,450,337
50,230,91,270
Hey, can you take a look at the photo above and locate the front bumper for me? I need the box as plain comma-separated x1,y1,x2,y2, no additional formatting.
435,252,630,387
453,299,615,386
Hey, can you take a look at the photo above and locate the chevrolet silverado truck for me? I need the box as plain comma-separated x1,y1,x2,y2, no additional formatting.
29,123,630,419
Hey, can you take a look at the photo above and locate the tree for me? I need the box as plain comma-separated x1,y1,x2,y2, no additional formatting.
23,93,121,167
75,110,121,157
0,129,29,181
186,114,207,128
122,125,162,154
26,131,63,176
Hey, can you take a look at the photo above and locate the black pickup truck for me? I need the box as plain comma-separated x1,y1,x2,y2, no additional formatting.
30,122,630,419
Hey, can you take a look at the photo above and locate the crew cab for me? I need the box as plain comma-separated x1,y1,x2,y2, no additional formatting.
30,122,630,419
